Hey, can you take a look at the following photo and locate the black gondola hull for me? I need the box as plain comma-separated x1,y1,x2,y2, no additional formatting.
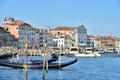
0,58,77,69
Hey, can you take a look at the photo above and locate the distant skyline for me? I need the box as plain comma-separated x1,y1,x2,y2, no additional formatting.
0,0,120,37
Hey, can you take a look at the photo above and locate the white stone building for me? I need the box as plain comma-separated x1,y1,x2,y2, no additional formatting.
43,32,54,47
87,35,101,48
53,35,72,49
50,25,87,47
75,25,87,46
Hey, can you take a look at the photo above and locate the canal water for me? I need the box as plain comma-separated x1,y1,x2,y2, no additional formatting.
0,53,120,80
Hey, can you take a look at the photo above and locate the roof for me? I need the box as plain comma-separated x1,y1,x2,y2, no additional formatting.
51,26,76,31
4,19,31,26
87,35,96,38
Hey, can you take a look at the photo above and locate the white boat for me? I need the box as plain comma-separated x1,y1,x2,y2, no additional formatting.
94,48,105,54
74,52,95,57
68,47,101,57
74,52,101,58
69,47,80,54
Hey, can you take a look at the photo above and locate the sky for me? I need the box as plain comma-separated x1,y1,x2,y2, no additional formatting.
0,0,120,37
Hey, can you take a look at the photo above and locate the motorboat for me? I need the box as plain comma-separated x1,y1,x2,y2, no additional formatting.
68,47,101,57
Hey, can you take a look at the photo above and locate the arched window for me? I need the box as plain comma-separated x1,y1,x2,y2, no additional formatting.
58,32,60,35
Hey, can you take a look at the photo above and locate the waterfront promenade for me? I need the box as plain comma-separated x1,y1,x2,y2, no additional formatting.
0,47,52,56
0,47,69,57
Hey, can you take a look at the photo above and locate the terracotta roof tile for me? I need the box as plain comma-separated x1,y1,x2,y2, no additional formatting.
4,19,31,26
52,26,76,31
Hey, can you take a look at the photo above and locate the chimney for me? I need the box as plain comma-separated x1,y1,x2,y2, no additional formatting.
47,27,50,33
3,16,7,24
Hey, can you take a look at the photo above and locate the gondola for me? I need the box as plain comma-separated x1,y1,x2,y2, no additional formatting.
0,53,17,59
0,58,77,69
0,54,58,64
30,54,58,64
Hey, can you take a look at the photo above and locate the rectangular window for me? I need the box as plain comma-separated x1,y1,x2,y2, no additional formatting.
59,44,60,47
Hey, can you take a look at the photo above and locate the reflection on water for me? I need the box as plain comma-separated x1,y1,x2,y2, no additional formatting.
0,53,120,80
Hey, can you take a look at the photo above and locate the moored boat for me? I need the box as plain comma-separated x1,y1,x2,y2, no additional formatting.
0,53,17,59
68,47,101,57
0,58,77,69
30,54,58,64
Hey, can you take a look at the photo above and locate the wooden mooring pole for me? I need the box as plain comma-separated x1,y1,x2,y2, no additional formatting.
42,39,48,80
24,35,28,80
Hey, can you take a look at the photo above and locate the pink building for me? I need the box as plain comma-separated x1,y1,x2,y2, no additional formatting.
3,16,31,38
3,16,41,48
0,26,17,46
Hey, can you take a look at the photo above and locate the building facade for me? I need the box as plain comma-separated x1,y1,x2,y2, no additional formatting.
50,25,87,48
43,30,54,47
3,17,39,48
97,36,115,48
0,26,17,47
53,35,71,48
87,35,101,48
